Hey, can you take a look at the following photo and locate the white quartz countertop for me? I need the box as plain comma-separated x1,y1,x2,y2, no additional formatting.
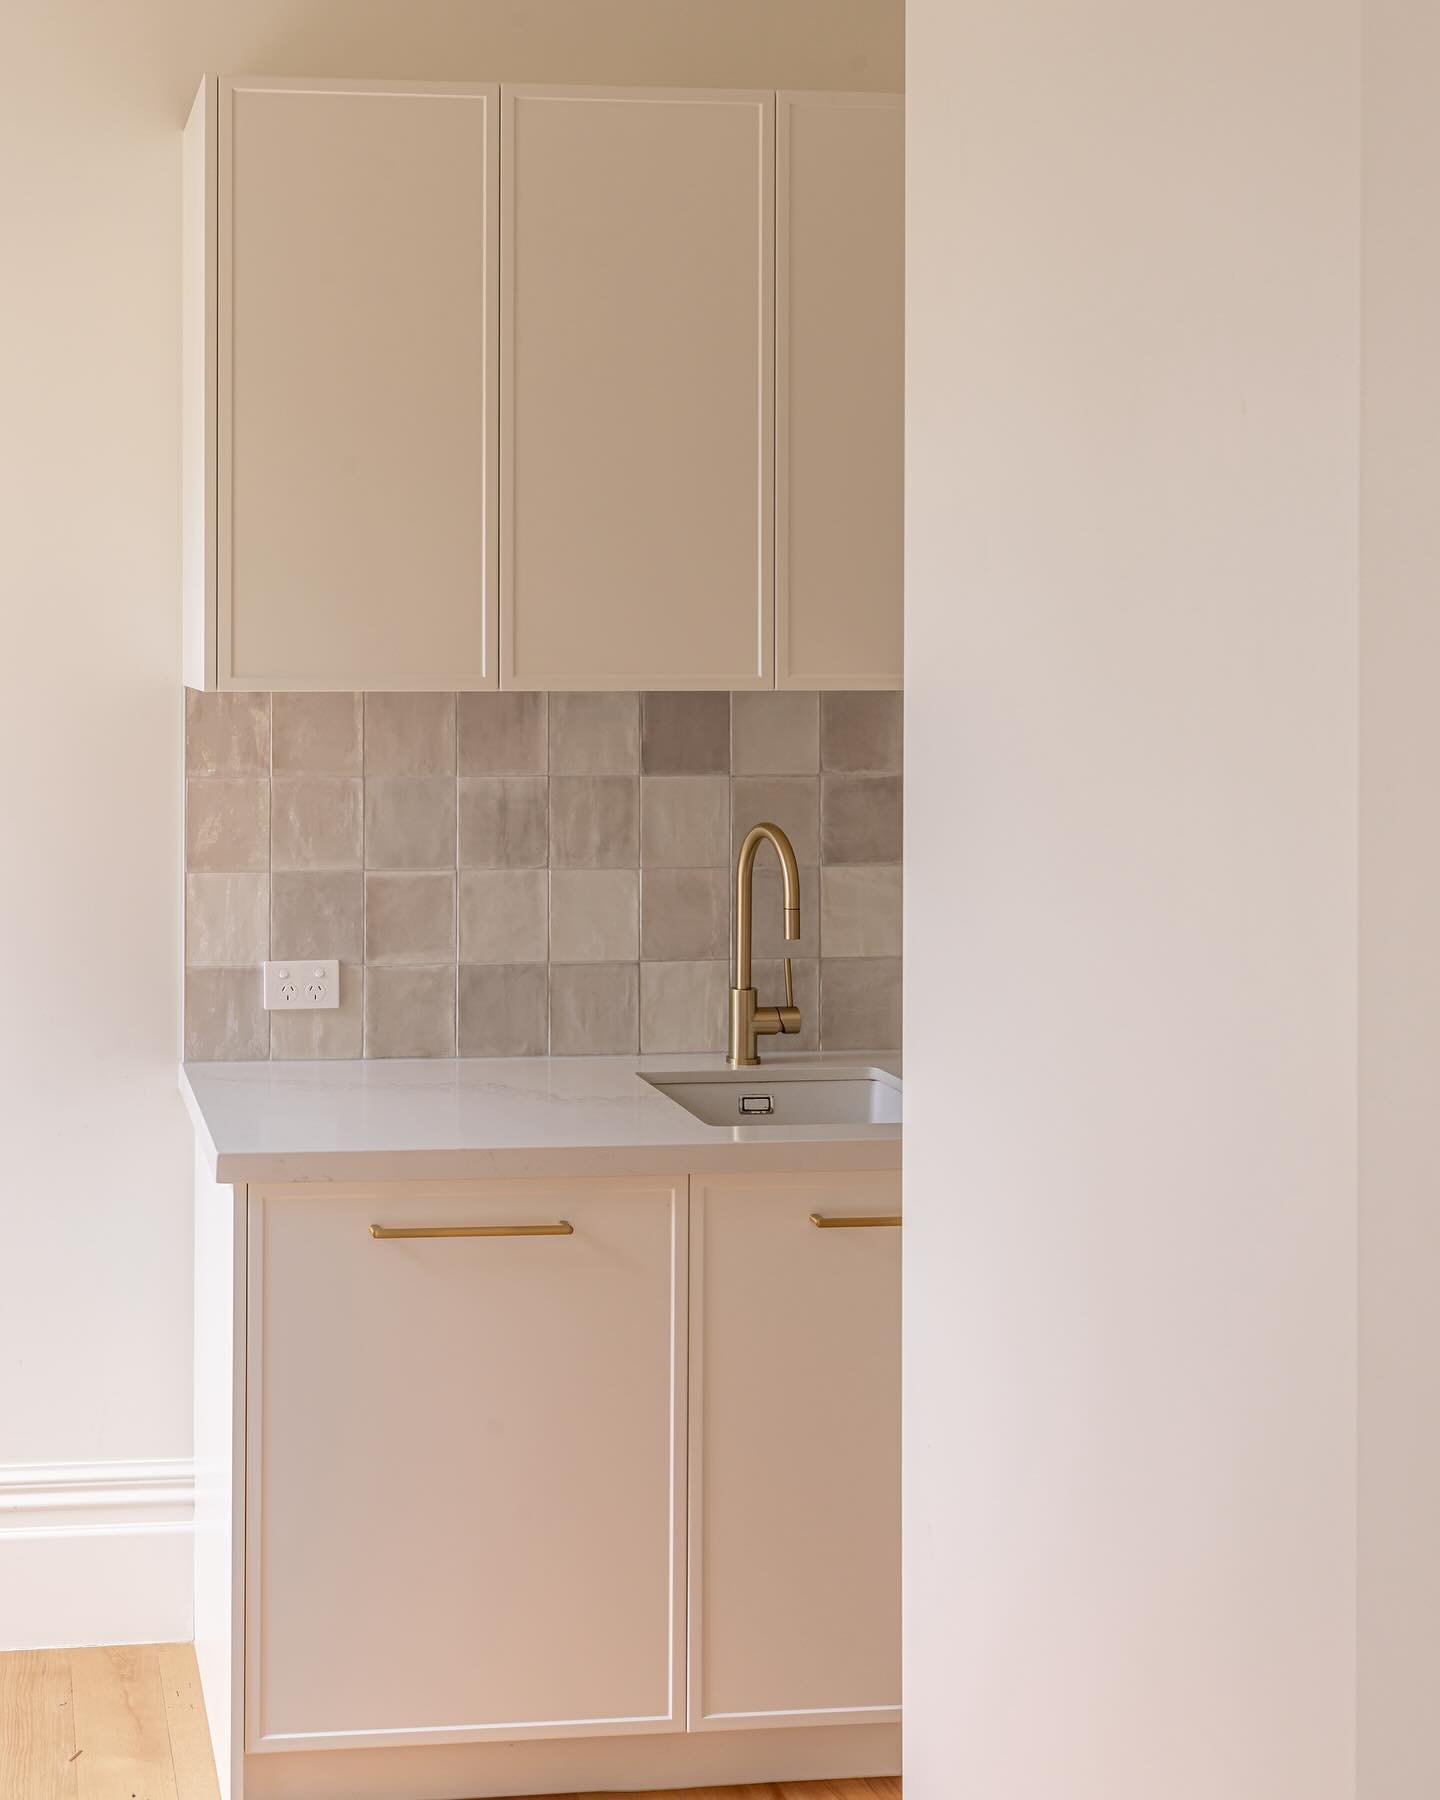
180,1052,902,1183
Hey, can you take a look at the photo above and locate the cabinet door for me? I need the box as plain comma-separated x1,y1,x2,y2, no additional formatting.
501,86,774,690
218,79,499,690
776,94,904,690
246,1178,686,1750
689,1171,901,1729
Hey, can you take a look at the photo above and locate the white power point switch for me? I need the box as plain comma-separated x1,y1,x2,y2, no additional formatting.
263,960,340,1011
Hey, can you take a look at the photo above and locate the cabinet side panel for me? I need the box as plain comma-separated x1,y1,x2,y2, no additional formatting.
182,76,217,692
194,1145,245,1800
777,95,904,691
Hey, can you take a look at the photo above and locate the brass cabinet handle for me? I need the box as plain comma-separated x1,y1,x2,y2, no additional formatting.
369,1221,574,1240
809,1213,902,1230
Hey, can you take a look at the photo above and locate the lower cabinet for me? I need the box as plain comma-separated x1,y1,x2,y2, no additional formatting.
229,1165,899,1783
245,1178,686,1749
689,1171,902,1728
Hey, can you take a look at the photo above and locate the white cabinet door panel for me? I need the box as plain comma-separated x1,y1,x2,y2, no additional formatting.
777,94,904,690
689,1170,902,1729
501,86,774,690
218,79,499,690
246,1178,686,1750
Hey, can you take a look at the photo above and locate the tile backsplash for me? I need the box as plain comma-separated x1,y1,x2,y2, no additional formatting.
184,690,902,1060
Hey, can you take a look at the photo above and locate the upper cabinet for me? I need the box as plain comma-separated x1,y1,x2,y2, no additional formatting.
186,77,500,691
184,78,901,693
501,87,774,691
776,94,904,690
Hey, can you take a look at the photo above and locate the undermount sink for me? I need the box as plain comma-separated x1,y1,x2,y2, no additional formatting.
642,1065,902,1128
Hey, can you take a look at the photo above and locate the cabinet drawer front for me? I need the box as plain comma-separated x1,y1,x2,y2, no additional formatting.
689,1170,902,1729
246,1177,686,1750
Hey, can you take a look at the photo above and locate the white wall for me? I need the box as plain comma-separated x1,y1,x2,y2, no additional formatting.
1358,4,1440,1795
0,0,900,1648
904,2,1360,1795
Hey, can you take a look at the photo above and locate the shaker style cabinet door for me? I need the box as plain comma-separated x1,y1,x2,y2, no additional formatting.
217,78,499,689
688,1171,902,1729
776,94,904,690
500,86,774,690
245,1179,686,1750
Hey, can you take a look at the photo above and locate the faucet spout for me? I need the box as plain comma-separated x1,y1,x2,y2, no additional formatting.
729,823,803,1067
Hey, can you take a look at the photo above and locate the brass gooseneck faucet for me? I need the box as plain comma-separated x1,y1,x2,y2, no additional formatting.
728,822,802,1067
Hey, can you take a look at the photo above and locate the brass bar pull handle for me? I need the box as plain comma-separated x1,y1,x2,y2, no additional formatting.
809,1213,903,1230
369,1222,574,1240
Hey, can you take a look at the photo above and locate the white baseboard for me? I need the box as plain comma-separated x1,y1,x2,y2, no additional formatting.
0,1459,194,1650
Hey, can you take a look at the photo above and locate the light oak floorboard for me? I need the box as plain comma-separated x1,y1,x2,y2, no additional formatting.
156,1646,220,1800
1,1646,899,1800
71,1646,178,1800
0,1650,78,1800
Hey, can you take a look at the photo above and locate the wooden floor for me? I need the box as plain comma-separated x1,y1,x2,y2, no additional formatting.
0,1644,900,1800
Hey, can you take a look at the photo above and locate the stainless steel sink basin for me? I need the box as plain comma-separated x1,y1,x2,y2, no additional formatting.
641,1065,902,1128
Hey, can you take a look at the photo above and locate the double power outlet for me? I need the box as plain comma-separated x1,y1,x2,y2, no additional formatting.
263,960,340,1011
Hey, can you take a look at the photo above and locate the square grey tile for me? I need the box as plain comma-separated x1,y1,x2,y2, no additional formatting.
458,692,547,775
272,692,362,776
731,777,820,865
751,956,820,1052
365,872,456,965
271,871,364,963
459,963,549,1057
821,865,903,957
731,691,819,775
363,692,456,775
640,960,728,1053
185,690,269,777
458,776,548,868
821,775,902,864
641,868,729,962
820,957,901,1051
365,776,456,870
748,863,820,962
186,778,269,873
549,962,639,1055
641,691,730,774
549,692,639,774
272,777,362,871
820,691,903,774
185,873,268,968
640,776,729,868
184,968,268,1061
458,869,549,964
550,869,640,962
270,962,363,1059
550,777,639,868
364,964,456,1058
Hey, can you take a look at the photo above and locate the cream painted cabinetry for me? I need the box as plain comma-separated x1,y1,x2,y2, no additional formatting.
245,1178,686,1750
185,77,500,692
196,1163,899,1798
500,87,775,690
777,95,905,690
688,1171,902,1728
183,77,902,695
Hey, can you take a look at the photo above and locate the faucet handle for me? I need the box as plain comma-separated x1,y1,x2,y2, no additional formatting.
783,957,795,1010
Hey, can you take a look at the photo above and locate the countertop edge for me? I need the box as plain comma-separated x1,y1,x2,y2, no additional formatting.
208,1138,901,1184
